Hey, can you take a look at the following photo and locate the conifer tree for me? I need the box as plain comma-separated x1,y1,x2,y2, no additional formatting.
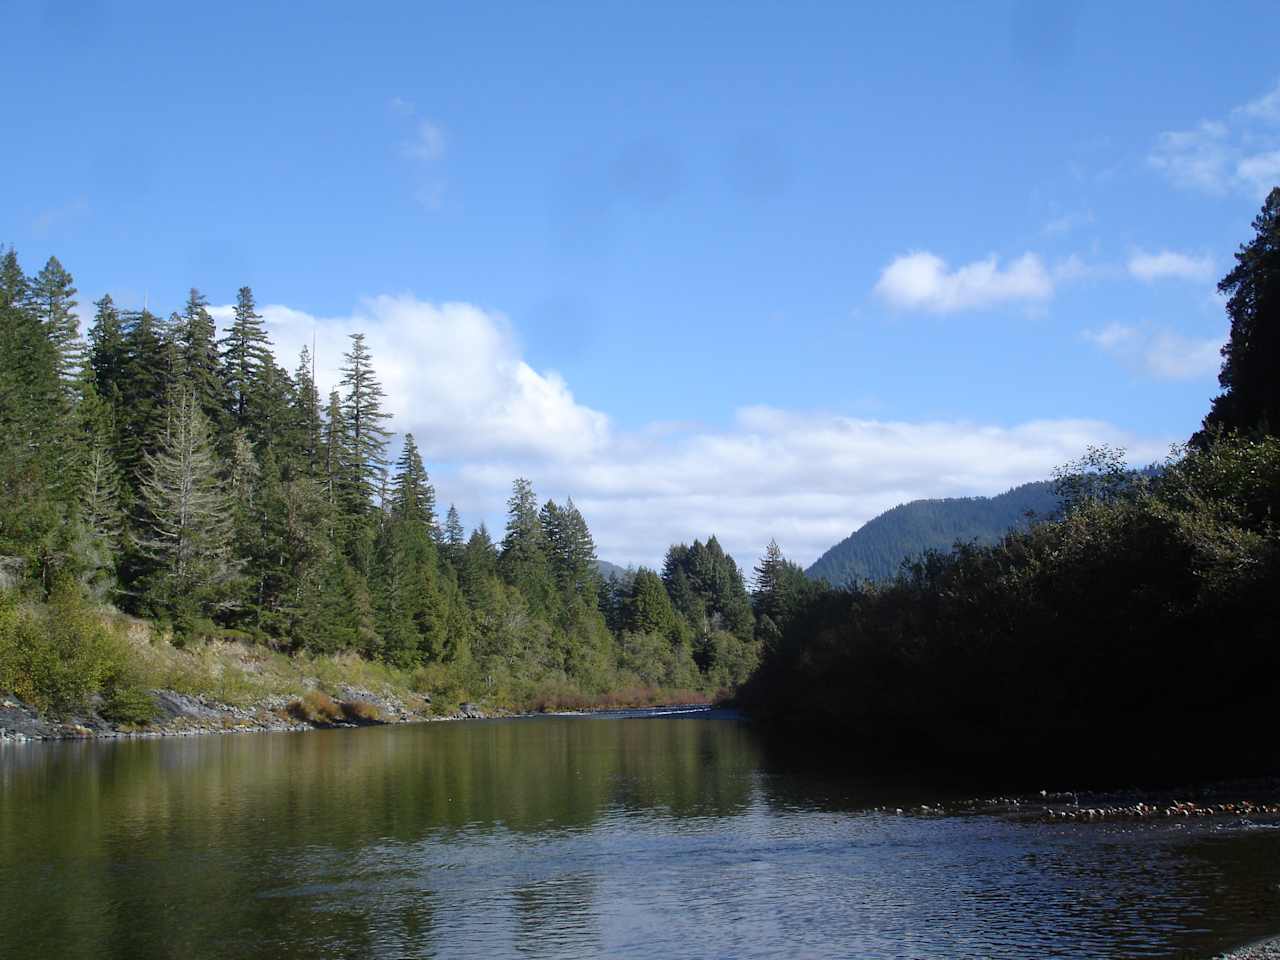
0,248,64,578
752,539,785,618
136,389,239,620
1196,186,1280,444
253,358,298,457
501,478,541,561
322,389,345,506
542,498,599,601
500,478,558,616
75,382,124,548
292,346,323,475
459,522,499,606
58,378,126,597
338,333,392,511
0,250,57,449
623,569,684,639
389,434,437,530
443,504,465,564
88,294,127,405
30,255,83,397
115,309,171,489
219,286,273,432
174,288,227,430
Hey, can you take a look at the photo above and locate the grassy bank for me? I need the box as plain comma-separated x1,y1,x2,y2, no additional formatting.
0,587,720,736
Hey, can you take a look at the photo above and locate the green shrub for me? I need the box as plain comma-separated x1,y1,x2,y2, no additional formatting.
0,586,129,714
100,685,157,726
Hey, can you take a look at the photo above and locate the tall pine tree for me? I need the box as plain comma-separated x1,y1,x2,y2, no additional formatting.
30,255,83,398
1196,186,1280,444
136,389,239,623
338,333,392,512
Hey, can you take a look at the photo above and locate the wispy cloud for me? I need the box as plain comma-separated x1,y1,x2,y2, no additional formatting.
389,97,447,209
1150,82,1280,196
1084,322,1222,381
405,120,445,162
1127,249,1215,283
31,196,90,236
873,251,1054,313
1042,210,1094,236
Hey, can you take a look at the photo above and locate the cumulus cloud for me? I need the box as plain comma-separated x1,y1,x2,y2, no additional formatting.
1127,250,1215,283
210,295,1172,569
1150,82,1280,196
873,251,1054,313
1084,323,1222,382
455,408,1169,569
210,296,610,461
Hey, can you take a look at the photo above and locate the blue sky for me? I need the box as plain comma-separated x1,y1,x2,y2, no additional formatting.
4,1,1280,567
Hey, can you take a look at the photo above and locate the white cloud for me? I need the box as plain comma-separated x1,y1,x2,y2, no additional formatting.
1083,322,1139,352
1150,82,1280,196
1085,323,1222,382
1127,249,1215,283
1237,149,1280,196
212,296,609,462
1236,81,1280,123
209,294,1172,570
873,251,1053,313
456,409,1169,570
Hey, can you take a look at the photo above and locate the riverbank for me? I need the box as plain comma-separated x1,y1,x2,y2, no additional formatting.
0,600,716,742
1221,936,1280,959
0,683,462,742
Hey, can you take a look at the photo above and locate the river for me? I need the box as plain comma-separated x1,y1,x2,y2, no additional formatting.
1,708,1277,958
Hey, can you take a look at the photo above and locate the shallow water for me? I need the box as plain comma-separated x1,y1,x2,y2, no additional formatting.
1,709,1278,959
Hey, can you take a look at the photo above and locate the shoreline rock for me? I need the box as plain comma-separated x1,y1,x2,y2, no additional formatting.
1219,935,1280,959
0,688,485,743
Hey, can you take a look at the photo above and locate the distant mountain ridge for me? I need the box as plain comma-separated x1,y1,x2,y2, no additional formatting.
594,559,632,581
806,481,1061,585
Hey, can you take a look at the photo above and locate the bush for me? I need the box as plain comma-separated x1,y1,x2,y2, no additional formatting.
288,689,343,724
341,699,383,723
100,685,157,726
0,586,129,715
739,434,1280,777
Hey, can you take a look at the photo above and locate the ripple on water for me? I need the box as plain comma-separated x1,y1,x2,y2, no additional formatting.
1,713,1278,959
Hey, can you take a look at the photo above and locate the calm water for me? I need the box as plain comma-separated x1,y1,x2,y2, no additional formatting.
2,709,1278,959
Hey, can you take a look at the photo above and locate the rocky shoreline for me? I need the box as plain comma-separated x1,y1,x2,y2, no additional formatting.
1220,936,1280,959
0,687,489,743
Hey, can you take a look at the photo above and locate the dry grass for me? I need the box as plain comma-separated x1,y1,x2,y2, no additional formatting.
288,690,344,725
341,699,384,723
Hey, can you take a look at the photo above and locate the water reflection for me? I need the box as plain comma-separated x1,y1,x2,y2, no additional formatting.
1,712,1278,959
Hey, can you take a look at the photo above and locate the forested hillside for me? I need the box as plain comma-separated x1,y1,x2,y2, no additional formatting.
0,251,807,717
741,188,1280,779
805,482,1060,585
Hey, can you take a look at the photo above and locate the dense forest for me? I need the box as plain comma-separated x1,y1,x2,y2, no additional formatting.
0,253,810,717
741,188,1280,779
805,481,1060,585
